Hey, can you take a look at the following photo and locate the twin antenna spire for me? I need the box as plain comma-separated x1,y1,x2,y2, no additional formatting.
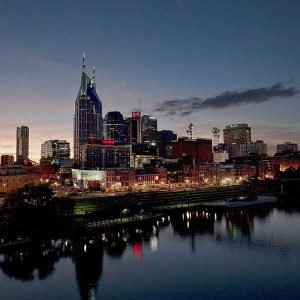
82,52,96,89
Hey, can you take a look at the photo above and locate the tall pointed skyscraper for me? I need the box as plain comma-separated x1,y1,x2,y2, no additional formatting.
74,54,103,164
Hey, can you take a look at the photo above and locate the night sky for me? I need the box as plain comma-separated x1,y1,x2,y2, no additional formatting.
0,0,299,161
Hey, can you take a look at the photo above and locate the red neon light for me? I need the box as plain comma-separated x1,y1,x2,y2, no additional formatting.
102,140,116,145
132,111,141,118
88,139,116,145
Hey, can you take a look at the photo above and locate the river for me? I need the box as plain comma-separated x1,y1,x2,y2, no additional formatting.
0,205,300,300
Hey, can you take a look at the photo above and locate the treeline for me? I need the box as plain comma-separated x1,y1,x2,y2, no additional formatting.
0,184,74,240
275,167,300,180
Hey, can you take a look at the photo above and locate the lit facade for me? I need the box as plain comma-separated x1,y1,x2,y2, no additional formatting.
0,171,41,193
16,126,29,160
104,111,126,143
223,124,251,157
277,142,298,154
79,142,131,169
125,112,142,144
41,140,70,159
143,129,177,158
142,115,157,132
213,151,229,163
74,54,103,164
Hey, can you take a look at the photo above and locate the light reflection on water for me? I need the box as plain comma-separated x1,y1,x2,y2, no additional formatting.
0,206,300,300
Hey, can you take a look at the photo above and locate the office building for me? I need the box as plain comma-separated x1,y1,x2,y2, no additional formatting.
171,137,213,164
277,142,298,154
223,124,251,157
223,124,251,145
1,155,14,168
41,140,70,159
126,112,142,144
142,115,157,132
16,126,29,160
143,129,177,158
213,151,229,163
79,140,131,169
104,111,126,143
74,54,103,164
131,143,158,168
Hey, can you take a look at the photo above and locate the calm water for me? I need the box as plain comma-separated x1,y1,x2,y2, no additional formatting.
1,206,300,300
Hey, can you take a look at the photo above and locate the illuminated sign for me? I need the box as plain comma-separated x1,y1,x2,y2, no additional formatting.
132,111,141,118
102,140,116,145
88,139,116,145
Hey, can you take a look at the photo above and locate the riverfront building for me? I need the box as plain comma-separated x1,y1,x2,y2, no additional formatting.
0,168,41,193
74,54,103,164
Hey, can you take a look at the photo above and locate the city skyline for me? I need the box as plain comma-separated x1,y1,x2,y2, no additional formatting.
1,1,300,161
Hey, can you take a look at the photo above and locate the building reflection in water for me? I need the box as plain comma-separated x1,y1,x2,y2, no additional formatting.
0,206,275,300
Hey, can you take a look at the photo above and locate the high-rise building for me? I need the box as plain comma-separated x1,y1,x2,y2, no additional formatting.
74,54,103,164
16,126,29,160
142,115,157,132
104,111,126,144
223,124,251,157
1,155,14,168
143,129,177,158
41,140,70,159
125,112,142,144
254,140,268,156
223,124,251,145
277,142,298,154
79,141,131,169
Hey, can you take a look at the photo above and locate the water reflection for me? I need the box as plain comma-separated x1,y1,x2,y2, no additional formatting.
0,206,298,300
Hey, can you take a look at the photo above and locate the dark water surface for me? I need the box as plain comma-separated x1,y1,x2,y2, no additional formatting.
1,206,300,300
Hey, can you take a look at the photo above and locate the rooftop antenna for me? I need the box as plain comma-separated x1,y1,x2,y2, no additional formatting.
187,123,194,140
212,126,220,146
82,52,86,73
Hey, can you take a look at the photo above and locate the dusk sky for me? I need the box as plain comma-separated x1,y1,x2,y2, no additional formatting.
1,0,300,161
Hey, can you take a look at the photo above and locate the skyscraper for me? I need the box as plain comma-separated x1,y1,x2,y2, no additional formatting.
223,124,251,157
125,112,142,144
141,115,157,132
104,111,127,144
74,54,103,164
16,126,29,160
223,124,251,145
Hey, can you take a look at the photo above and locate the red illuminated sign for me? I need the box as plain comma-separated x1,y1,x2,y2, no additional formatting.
132,111,141,118
102,140,116,145
88,139,116,145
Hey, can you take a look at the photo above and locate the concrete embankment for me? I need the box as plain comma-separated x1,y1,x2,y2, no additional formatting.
71,184,252,216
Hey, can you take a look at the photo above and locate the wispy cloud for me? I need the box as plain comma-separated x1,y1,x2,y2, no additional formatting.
154,82,299,116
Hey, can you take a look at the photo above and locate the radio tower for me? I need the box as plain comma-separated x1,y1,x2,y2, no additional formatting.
212,127,220,147
187,123,194,140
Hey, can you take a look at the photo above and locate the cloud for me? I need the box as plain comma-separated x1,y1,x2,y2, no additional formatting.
154,82,299,116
